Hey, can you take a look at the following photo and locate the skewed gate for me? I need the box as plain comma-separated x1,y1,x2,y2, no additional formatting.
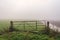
9,20,47,32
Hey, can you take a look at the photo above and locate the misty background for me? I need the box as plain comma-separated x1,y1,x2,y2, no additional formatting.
0,0,60,20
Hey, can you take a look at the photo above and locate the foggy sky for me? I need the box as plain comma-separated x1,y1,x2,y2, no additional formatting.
0,0,60,20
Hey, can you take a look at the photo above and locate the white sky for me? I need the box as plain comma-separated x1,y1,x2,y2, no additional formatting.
0,0,60,20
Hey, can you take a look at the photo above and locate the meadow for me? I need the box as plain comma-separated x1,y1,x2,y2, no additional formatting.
0,20,60,40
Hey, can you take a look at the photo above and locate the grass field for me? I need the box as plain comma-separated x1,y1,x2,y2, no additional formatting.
0,20,10,33
0,20,60,40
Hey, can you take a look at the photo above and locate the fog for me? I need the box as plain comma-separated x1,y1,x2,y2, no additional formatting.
0,0,60,20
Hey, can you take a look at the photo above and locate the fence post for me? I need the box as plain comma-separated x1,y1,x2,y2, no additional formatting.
9,21,13,32
46,21,50,35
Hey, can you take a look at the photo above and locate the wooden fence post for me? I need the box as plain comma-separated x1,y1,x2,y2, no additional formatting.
9,21,13,32
46,21,50,35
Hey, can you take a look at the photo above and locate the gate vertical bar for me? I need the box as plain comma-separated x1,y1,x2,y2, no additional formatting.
24,21,25,31
36,21,37,31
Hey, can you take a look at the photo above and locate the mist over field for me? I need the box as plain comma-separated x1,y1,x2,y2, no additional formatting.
0,0,60,20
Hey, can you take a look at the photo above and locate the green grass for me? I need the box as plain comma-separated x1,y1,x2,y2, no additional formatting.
0,31,55,40
0,20,10,33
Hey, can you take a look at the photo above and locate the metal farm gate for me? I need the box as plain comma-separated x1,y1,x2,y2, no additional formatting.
9,20,46,32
